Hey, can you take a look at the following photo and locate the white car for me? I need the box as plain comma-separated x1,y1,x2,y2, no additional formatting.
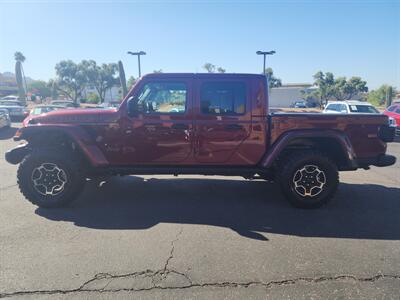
323,101,380,114
1,95,19,101
0,100,26,119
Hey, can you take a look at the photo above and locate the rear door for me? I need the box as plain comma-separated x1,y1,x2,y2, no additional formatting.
193,76,252,163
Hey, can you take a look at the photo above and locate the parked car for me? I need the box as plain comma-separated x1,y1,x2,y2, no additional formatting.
100,101,122,109
384,103,400,135
290,100,307,108
0,95,19,101
50,100,76,108
5,73,396,209
0,109,12,129
0,100,26,120
323,101,379,114
22,105,66,127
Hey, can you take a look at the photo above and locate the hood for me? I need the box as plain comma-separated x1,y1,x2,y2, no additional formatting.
28,108,119,125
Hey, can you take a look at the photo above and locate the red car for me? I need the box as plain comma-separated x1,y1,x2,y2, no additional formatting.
384,103,400,135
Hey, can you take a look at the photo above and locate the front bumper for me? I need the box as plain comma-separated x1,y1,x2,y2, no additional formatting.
5,144,31,165
356,154,397,168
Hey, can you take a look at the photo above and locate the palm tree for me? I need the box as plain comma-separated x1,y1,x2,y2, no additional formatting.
14,51,27,104
14,52,26,63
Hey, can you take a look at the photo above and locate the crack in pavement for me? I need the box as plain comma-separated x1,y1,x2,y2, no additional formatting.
1,228,399,298
163,228,183,273
0,228,188,299
1,273,399,298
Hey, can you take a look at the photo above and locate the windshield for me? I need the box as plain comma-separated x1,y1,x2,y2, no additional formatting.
348,105,379,113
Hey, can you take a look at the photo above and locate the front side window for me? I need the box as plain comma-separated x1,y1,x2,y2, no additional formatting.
200,82,246,115
326,104,338,111
387,105,397,112
136,82,187,114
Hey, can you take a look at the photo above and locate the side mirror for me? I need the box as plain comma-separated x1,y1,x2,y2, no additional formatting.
127,97,139,117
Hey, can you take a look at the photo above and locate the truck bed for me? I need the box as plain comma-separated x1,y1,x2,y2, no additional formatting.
269,113,389,159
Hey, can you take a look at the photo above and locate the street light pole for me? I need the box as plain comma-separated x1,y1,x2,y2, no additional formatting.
256,50,276,75
127,51,146,77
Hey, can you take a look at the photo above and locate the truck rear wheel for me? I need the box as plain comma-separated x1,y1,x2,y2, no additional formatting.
17,150,86,208
277,150,339,208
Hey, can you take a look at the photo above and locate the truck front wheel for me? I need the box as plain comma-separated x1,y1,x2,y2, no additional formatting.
17,150,86,208
277,151,339,208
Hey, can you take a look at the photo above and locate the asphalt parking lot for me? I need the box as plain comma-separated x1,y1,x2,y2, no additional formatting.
0,123,399,299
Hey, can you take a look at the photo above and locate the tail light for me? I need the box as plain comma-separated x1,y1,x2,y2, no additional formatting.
388,117,397,127
378,124,395,142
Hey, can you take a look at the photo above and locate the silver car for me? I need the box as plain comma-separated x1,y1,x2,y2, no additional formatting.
0,100,26,119
0,109,11,129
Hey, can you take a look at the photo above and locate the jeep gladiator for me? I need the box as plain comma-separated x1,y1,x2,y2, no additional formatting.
5,73,397,208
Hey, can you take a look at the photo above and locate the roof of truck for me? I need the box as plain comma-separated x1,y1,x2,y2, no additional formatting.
141,73,266,79
327,100,374,106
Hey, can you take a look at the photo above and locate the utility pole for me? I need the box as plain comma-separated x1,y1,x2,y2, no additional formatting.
256,50,276,75
127,51,146,77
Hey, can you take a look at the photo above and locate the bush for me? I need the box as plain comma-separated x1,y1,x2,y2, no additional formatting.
86,93,100,104
367,85,396,106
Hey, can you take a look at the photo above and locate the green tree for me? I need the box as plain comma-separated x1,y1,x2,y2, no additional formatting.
127,76,136,90
367,85,397,106
217,67,226,73
310,71,368,105
53,60,89,105
87,92,100,104
203,63,227,73
203,63,216,73
264,68,282,88
332,76,368,100
14,51,27,104
311,71,335,106
85,60,118,103
27,80,51,98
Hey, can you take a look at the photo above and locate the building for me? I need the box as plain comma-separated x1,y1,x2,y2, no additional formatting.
82,85,122,103
0,72,18,98
269,83,314,108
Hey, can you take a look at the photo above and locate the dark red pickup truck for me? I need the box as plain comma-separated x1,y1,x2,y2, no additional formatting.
6,73,396,208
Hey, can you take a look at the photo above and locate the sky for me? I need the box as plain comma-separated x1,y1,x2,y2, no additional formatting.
0,0,399,90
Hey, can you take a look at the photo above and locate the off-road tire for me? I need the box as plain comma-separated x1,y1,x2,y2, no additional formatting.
277,150,339,208
17,149,86,208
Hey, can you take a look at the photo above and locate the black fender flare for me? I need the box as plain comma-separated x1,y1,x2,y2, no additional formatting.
259,129,357,170
11,125,109,167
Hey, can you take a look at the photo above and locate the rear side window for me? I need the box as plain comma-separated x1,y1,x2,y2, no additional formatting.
200,82,246,115
349,105,379,113
396,108,400,114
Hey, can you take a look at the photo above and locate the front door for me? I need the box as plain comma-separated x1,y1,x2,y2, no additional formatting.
193,78,252,164
120,77,193,165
